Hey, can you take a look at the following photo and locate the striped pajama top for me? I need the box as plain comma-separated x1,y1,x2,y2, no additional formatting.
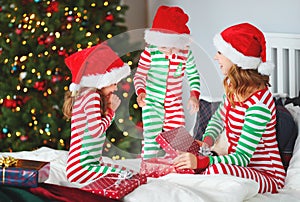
134,45,201,103
203,88,286,188
66,89,120,183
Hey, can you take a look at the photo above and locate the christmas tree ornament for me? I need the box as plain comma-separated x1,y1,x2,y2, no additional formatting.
20,135,29,141
121,82,131,92
66,16,73,22
33,81,46,91
51,74,62,83
106,13,114,21
2,98,17,108
58,47,66,56
15,28,22,35
46,1,59,13
19,72,27,81
37,35,45,45
44,33,55,45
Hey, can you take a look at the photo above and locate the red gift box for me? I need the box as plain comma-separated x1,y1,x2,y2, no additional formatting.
0,158,50,187
155,126,200,158
140,157,194,178
81,173,147,200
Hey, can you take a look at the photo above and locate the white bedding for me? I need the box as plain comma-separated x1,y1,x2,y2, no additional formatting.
1,104,300,202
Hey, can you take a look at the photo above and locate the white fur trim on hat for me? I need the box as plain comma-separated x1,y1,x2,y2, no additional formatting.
144,29,190,49
213,34,261,69
79,64,131,90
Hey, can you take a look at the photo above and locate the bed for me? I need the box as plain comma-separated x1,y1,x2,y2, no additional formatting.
1,32,300,202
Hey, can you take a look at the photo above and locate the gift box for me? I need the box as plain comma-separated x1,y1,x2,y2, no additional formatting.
0,157,50,188
155,126,200,158
140,157,194,178
81,173,147,200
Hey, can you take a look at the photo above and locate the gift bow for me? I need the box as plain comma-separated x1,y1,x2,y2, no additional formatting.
101,171,134,197
115,170,133,185
0,156,18,168
1,156,18,184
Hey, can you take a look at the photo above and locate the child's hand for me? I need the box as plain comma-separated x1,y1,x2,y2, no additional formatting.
187,96,199,114
173,151,197,169
136,93,146,107
108,94,121,111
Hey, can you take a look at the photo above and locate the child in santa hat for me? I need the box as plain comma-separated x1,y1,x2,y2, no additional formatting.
174,22,286,193
134,5,201,159
62,43,132,183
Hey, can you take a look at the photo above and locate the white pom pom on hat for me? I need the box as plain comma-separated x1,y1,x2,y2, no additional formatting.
213,22,274,76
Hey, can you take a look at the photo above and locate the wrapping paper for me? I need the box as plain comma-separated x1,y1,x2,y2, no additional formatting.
81,173,147,200
155,126,200,158
140,157,194,178
0,158,50,187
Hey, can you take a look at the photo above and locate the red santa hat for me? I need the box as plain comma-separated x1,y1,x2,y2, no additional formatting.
144,5,191,49
65,43,130,92
213,22,274,76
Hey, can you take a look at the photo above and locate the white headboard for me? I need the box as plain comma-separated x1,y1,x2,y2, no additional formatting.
265,33,300,97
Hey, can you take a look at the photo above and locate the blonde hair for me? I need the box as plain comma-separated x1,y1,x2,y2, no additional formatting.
62,88,108,119
62,91,74,119
223,65,271,107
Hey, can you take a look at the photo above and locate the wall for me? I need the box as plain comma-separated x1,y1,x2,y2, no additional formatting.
123,0,147,30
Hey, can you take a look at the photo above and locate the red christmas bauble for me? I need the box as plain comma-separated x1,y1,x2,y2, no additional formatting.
51,75,63,83
46,1,59,13
2,98,17,108
33,81,46,91
58,48,66,56
67,16,73,22
136,121,143,132
105,14,114,21
20,135,29,141
15,28,22,35
37,35,45,45
44,35,55,45
121,82,131,92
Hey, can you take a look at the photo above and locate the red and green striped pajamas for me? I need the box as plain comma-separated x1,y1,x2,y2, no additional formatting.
66,89,128,183
134,45,200,159
203,88,286,193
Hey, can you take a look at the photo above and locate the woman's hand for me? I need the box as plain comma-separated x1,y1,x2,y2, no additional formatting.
173,151,198,169
136,93,146,107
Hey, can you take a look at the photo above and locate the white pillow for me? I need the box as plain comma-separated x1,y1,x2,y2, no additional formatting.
283,104,300,189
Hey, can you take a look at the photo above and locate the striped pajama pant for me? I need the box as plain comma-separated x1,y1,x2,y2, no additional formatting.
204,163,281,193
141,94,185,159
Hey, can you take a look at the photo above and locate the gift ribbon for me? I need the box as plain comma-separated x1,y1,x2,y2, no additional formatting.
0,156,18,184
98,171,134,197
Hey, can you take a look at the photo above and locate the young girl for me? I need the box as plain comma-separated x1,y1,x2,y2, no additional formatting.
62,43,131,183
174,23,286,193
134,5,201,159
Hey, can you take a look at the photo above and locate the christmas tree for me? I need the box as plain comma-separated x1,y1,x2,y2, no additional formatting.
0,0,143,158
